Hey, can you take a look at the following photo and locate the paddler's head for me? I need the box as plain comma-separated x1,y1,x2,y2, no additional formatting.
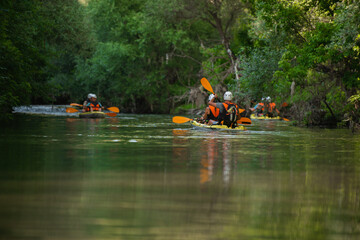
208,94,215,102
90,94,97,102
223,91,233,101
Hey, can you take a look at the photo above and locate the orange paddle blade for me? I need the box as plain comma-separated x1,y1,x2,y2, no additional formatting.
107,107,120,113
282,117,290,121
70,103,82,107
66,107,79,113
239,108,245,114
237,117,252,125
200,77,214,94
172,116,193,124
105,112,117,117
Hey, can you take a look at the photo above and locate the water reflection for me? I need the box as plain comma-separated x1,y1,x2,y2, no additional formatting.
198,137,233,185
1,114,360,239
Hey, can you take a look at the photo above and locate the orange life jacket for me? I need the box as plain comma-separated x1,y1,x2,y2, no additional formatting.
208,105,220,120
265,102,276,112
86,101,101,112
219,102,239,127
257,102,264,111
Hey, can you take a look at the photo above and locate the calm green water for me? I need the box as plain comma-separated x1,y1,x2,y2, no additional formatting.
1,113,360,240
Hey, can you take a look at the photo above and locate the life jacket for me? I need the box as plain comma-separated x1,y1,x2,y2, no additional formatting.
219,102,238,128
86,101,101,112
257,102,264,111
208,105,220,120
264,102,276,113
269,102,276,112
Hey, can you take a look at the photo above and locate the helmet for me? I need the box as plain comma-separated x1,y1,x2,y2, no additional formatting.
87,93,93,99
91,94,97,99
266,96,271,102
208,94,215,102
223,91,233,101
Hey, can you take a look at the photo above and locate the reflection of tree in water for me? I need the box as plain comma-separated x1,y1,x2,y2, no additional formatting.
172,129,191,168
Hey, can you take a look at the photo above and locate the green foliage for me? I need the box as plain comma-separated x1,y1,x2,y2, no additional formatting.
201,45,232,85
248,0,360,126
1,0,359,127
348,92,360,105
0,0,44,119
173,103,200,114
235,47,283,100
77,0,212,112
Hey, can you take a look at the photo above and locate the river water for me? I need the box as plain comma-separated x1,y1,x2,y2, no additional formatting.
1,106,360,240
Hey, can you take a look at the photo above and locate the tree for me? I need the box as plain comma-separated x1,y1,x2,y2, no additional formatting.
0,0,44,120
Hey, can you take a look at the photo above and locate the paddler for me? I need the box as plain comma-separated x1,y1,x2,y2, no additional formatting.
82,93,93,112
208,91,241,128
199,94,220,125
250,98,265,116
84,94,104,112
263,97,277,117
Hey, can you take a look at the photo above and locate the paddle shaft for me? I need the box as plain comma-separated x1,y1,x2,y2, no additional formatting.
66,107,116,117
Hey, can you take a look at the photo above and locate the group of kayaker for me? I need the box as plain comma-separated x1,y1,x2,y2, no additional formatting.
250,96,278,117
80,87,279,126
82,93,104,112
199,92,279,127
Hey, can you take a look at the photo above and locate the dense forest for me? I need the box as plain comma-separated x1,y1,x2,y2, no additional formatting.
1,0,359,128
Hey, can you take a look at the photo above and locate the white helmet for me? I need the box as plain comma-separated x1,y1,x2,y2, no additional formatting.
266,96,271,102
87,93,93,99
91,94,97,99
208,94,215,102
223,91,233,101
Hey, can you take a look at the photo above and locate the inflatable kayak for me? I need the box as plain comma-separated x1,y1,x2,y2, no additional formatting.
79,111,106,119
191,121,246,131
250,114,282,120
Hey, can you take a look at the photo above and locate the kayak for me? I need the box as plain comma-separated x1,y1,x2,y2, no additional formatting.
79,111,106,119
191,120,247,131
250,114,282,120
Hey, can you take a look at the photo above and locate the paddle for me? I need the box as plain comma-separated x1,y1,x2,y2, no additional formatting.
70,103,119,113
172,116,193,124
275,109,290,121
66,107,117,117
237,117,252,125
200,77,246,116
70,103,82,107
107,107,120,113
173,115,252,126
66,107,79,113
201,77,215,94
71,103,120,113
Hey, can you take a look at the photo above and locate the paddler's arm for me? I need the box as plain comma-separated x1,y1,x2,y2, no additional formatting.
237,108,241,119
86,102,93,112
99,102,104,112
208,94,218,108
